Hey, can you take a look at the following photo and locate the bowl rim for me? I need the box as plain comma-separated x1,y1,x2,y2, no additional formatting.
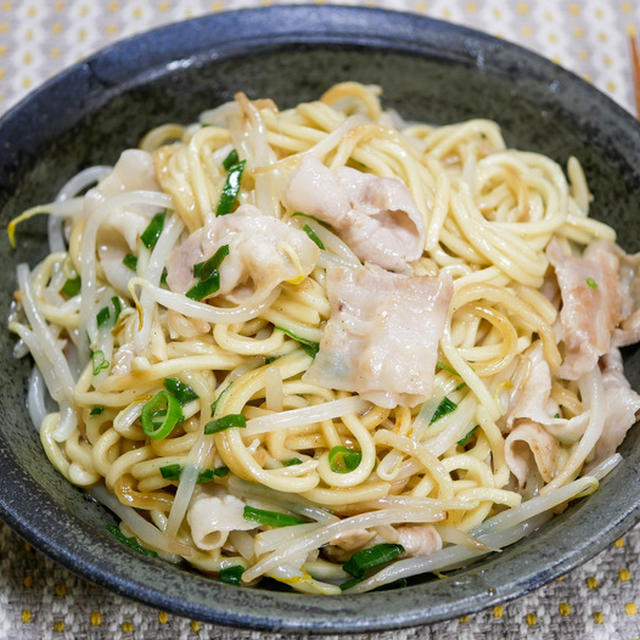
1,4,640,633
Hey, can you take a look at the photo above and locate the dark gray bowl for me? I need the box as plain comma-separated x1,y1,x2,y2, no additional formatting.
0,6,639,634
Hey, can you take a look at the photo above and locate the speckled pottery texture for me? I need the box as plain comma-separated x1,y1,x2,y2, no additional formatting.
0,5,639,634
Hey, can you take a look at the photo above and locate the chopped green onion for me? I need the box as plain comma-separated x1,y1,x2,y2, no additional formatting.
586,277,598,289
219,565,244,585
554,412,560,419
291,211,331,228
61,275,81,297
457,425,479,447
96,306,110,327
123,253,138,272
302,224,325,250
160,268,168,286
342,543,405,579
140,391,183,440
222,149,239,171
275,326,319,358
111,296,122,322
430,397,457,424
163,377,199,404
264,355,280,365
185,275,220,301
243,505,307,527
328,446,362,473
213,465,230,477
339,577,362,591
90,406,104,416
216,160,246,216
374,578,408,592
106,524,158,557
97,296,123,328
91,350,109,376
210,385,230,417
159,463,217,483
436,361,459,376
193,244,229,280
204,413,246,435
283,457,303,467
140,210,166,248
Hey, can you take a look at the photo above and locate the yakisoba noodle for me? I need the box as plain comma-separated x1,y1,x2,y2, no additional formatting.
9,82,640,593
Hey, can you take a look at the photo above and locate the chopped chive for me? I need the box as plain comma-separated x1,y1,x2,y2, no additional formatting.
210,385,230,416
91,350,109,376
204,413,246,435
457,425,479,447
213,465,230,477
216,160,246,216
342,543,405,579
106,524,158,557
160,268,168,286
193,244,229,280
274,326,319,358
282,457,303,467
185,275,220,301
97,296,123,328
111,296,122,322
374,578,408,592
291,211,331,229
96,306,110,327
219,564,244,585
123,253,138,272
90,406,104,416
163,377,199,404
61,275,81,297
586,277,598,289
159,463,218,483
222,149,239,171
302,224,325,250
140,391,183,440
436,361,459,376
554,412,560,419
264,355,281,365
328,446,362,473
339,577,362,591
243,505,307,527
430,397,457,424
140,210,166,248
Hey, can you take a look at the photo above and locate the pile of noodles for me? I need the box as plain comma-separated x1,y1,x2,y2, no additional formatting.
7,82,628,594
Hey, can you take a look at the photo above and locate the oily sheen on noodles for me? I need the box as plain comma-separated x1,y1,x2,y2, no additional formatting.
8,82,640,594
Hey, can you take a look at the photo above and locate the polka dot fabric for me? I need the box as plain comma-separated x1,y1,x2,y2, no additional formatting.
0,1,640,639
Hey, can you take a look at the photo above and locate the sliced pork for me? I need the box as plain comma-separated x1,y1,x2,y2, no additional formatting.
395,524,442,557
546,239,621,380
166,204,319,305
303,263,452,408
286,156,425,272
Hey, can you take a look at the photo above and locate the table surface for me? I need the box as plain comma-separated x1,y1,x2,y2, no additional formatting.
1,1,639,639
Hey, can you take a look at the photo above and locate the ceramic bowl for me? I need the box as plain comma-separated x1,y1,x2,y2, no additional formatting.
0,6,639,633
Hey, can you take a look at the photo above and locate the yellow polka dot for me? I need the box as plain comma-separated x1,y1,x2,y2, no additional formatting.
27,5,36,17
544,10,553,20
593,611,604,624
185,7,194,14
517,3,529,14
133,7,142,18
54,0,64,10
459,615,469,623
21,610,31,624
442,8,451,18
622,2,633,14
595,7,604,18
107,0,119,11
22,52,32,64
121,621,133,632
526,613,537,626
493,605,504,618
607,81,616,92
55,583,66,597
158,611,169,624
492,8,501,18
559,602,571,616
191,621,201,632
0,21,8,33
158,1,170,11
80,4,88,15
210,1,222,12
615,537,625,548
0,67,6,79
22,76,31,88
551,55,562,65
573,26,585,37
2,1,11,11
586,576,598,589
77,29,86,41
548,33,558,43
90,611,101,626
582,73,592,82
23,575,32,588
569,3,580,15
415,1,427,13
578,49,588,60
106,24,118,36
626,24,638,36
24,28,33,40
556,576,565,582
51,22,63,35
620,568,631,581
598,31,607,42
53,621,64,632
626,602,638,616
604,54,612,67
466,2,477,12
521,25,532,37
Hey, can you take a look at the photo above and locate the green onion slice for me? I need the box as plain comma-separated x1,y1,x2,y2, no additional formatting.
586,277,598,289
185,275,220,301
140,210,166,248
90,406,104,416
243,505,307,528
193,244,229,280
163,377,199,404
210,385,230,417
342,543,405,579
106,524,158,557
457,425,479,447
222,149,239,171
123,253,138,272
430,396,457,424
216,160,246,216
141,391,183,440
290,211,331,228
328,446,362,473
204,413,246,435
91,350,109,376
61,275,81,297
282,457,303,467
213,465,230,477
159,463,217,483
436,361,459,376
274,325,319,358
302,224,325,250
219,564,244,585
96,306,110,327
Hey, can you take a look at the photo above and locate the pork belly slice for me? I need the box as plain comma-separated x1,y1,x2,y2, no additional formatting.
546,238,621,380
286,156,425,273
166,204,319,305
303,264,452,408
